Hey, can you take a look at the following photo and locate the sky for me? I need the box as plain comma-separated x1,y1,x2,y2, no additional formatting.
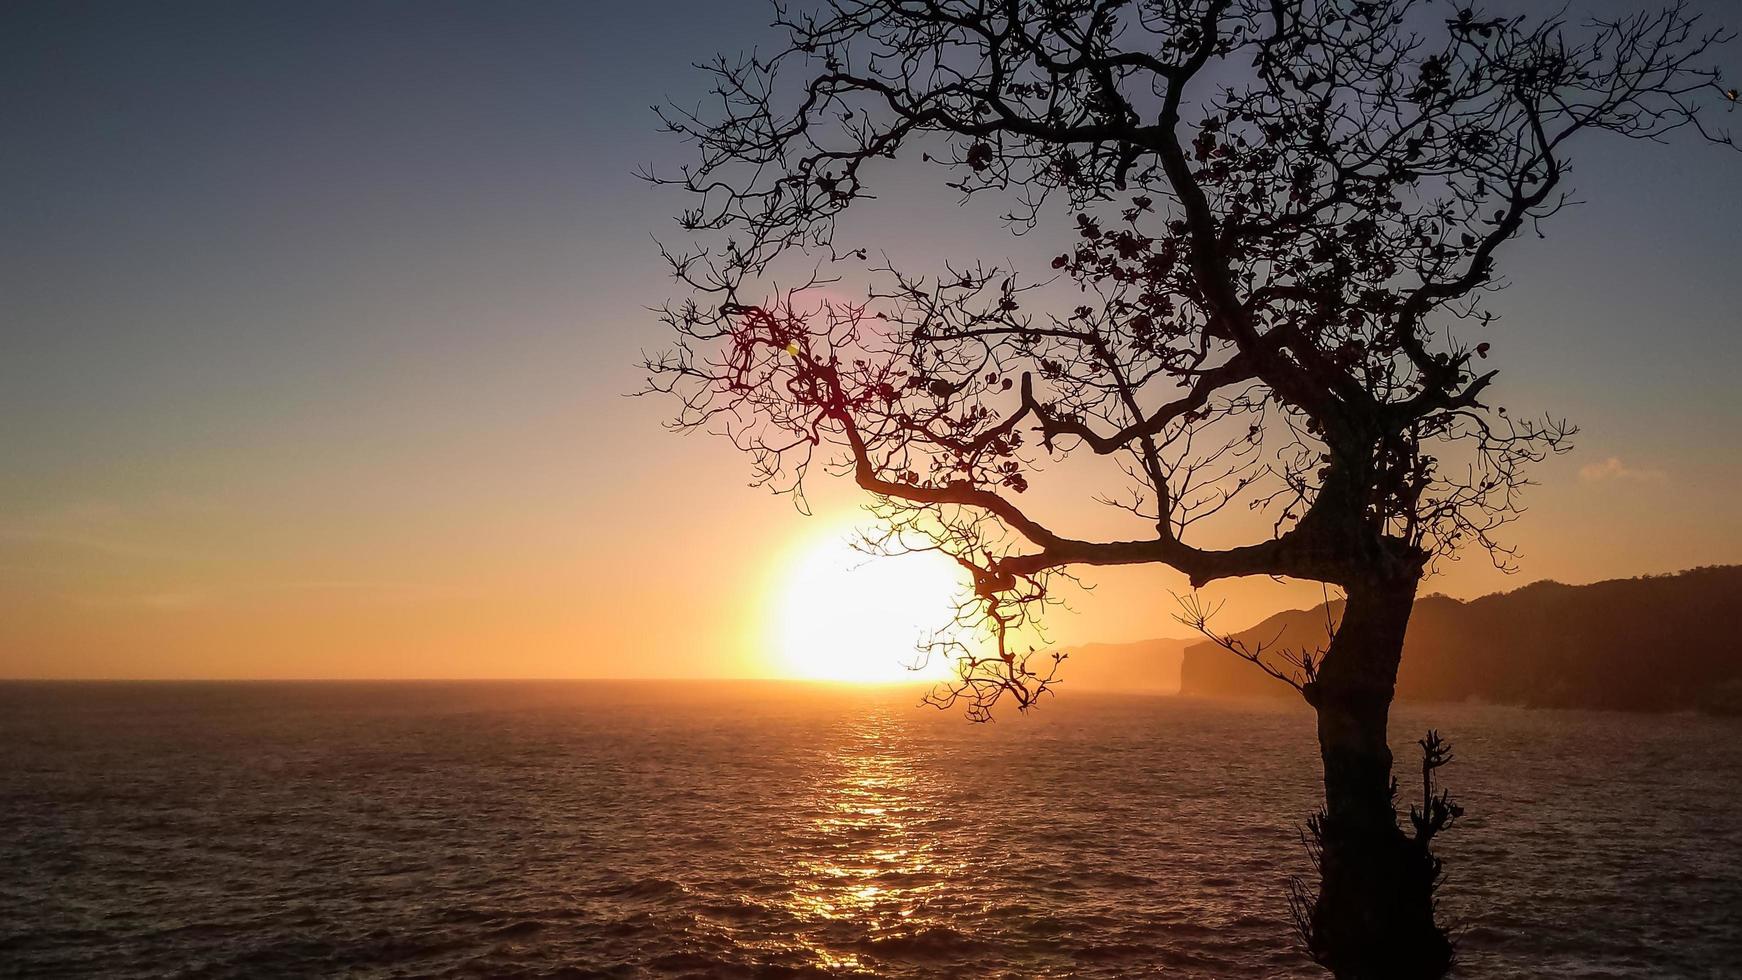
3,0,1739,680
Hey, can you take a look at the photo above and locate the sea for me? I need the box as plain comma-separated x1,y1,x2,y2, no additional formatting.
1,681,1738,979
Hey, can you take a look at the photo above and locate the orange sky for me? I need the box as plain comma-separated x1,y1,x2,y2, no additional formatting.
3,2,1739,680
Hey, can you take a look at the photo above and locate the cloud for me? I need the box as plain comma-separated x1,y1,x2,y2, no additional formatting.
1578,456,1667,484
0,500,202,561
72,591,212,611
56,581,447,614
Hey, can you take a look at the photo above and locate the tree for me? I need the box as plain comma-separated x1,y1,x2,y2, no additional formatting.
644,2,1734,976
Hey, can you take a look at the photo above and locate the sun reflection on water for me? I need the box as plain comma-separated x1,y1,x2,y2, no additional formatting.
785,714,960,971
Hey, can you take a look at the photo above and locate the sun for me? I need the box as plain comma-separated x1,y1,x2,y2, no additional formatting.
773,527,967,683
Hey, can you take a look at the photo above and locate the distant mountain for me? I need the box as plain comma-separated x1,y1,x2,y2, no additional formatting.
1177,566,1742,714
1057,638,1193,694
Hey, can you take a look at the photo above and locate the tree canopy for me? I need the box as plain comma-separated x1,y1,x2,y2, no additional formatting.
647,0,1734,717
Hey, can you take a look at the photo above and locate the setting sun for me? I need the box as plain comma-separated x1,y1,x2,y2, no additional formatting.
773,527,967,683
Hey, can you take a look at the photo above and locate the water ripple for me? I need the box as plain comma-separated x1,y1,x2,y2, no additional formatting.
1,681,1737,978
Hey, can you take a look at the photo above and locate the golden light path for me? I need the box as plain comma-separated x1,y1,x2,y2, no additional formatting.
784,714,962,973
774,525,967,683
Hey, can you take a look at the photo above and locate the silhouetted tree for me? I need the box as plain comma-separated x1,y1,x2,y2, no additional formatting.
645,2,1733,976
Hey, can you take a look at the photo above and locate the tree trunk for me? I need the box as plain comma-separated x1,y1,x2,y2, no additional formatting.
1298,575,1452,980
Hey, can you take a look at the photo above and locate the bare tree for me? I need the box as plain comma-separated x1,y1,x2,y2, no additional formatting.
643,2,1733,976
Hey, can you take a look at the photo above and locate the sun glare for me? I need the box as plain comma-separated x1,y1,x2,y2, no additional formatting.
774,529,967,683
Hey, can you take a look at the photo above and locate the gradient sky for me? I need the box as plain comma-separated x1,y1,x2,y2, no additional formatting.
3,0,1739,679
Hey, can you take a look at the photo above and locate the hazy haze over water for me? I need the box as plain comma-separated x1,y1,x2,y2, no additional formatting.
2,681,1738,978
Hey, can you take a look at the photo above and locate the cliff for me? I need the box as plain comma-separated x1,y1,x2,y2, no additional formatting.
1176,566,1742,713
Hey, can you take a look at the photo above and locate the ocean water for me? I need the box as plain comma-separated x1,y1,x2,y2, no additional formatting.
1,681,1738,979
